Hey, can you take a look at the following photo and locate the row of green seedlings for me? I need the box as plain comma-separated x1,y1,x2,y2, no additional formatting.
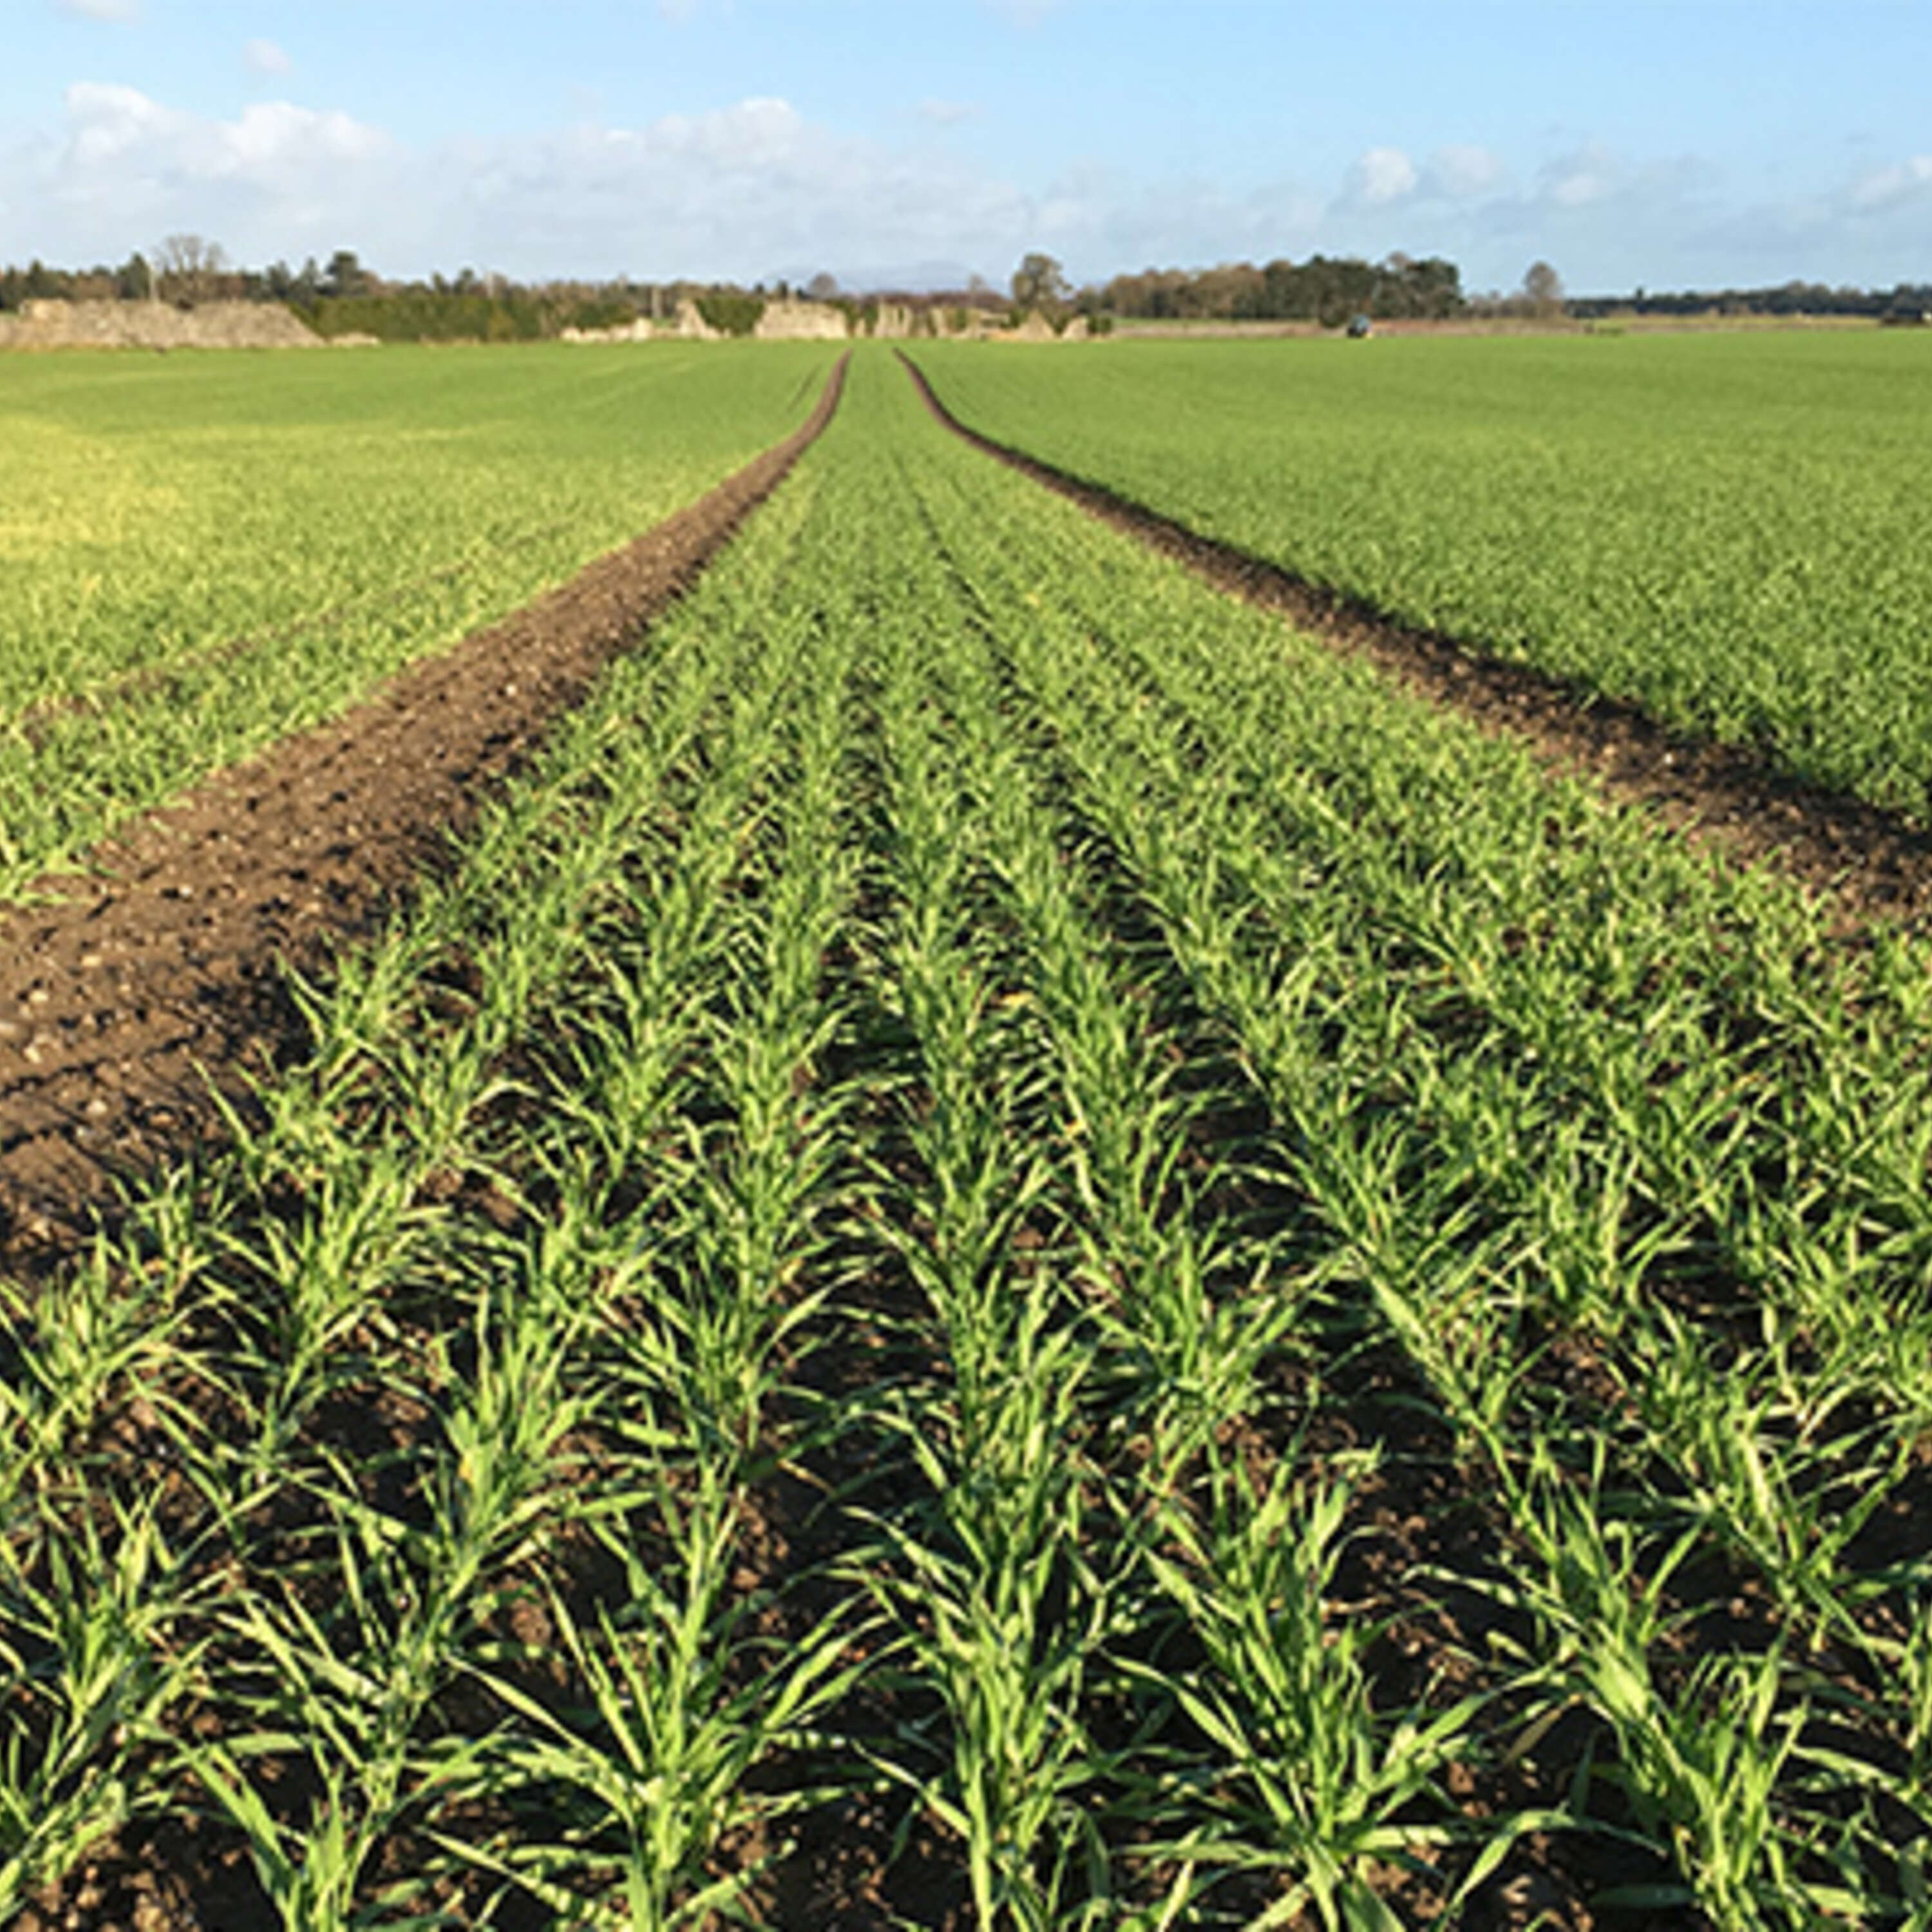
0,482,633,904
900,402,1932,1925
0,464,871,1927
453,519,869,1926
904,341,1932,818
831,417,1490,1931
979,496,1911,1921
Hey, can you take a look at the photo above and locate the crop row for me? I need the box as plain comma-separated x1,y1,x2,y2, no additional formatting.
912,332,1932,818
5,349,1931,1926
0,342,835,900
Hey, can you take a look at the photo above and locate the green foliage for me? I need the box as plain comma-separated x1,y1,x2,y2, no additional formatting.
693,290,766,337
1102,251,1464,323
1011,251,1071,312
564,294,639,332
916,330,1932,814
8,348,1932,1923
300,289,553,341
0,341,839,896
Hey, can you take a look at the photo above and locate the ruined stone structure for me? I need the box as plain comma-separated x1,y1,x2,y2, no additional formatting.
753,299,849,341
559,317,657,343
0,299,323,351
672,298,721,340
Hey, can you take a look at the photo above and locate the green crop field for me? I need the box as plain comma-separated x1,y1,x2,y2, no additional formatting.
913,331,1932,818
0,341,836,898
7,346,1932,1927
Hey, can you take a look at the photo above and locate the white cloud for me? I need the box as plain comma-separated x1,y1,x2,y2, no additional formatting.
62,82,173,166
21,84,396,261
1539,143,1620,208
59,81,389,177
14,82,1922,298
223,100,389,171
1850,155,1932,213
59,0,140,19
0,82,1390,287
1343,146,1418,207
243,38,292,77
1425,144,1504,199
437,97,1041,280
919,99,980,127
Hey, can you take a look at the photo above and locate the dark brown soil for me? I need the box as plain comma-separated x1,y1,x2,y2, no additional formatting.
0,355,848,1273
899,350,1932,933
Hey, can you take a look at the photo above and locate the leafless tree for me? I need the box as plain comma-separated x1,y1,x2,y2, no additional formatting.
1522,260,1566,320
155,234,227,305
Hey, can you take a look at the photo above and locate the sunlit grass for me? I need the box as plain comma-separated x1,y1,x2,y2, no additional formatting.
916,330,1932,815
0,341,835,898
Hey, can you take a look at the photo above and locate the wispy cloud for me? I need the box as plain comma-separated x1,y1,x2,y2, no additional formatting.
918,98,979,127
1537,142,1620,209
1850,153,1932,213
8,82,1312,287
59,0,140,19
26,82,395,256
243,38,292,77
1425,144,1505,199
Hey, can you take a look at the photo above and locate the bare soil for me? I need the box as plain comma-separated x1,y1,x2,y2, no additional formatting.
900,350,1932,933
0,355,848,1274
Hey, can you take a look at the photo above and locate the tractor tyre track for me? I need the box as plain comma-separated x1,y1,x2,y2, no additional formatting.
0,354,848,1271
899,349,1932,933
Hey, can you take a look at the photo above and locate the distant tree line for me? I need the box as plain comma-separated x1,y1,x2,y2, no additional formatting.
1567,279,1932,322
0,240,1028,342
297,258,646,343
0,236,355,311
1094,252,1466,326
0,238,1018,343
1,242,1471,332
6,238,1928,335
0,240,699,342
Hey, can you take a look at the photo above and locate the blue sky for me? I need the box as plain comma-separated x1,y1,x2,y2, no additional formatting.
3,0,1928,294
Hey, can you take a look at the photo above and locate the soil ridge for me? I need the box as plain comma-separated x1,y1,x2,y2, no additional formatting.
898,348,1932,931
0,355,848,1267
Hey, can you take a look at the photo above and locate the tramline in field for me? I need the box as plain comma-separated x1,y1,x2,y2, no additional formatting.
5,345,1932,1927
0,342,837,900
914,329,1932,818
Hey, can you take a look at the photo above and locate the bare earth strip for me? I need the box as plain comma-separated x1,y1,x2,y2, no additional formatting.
900,349,1932,932
0,355,848,1267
